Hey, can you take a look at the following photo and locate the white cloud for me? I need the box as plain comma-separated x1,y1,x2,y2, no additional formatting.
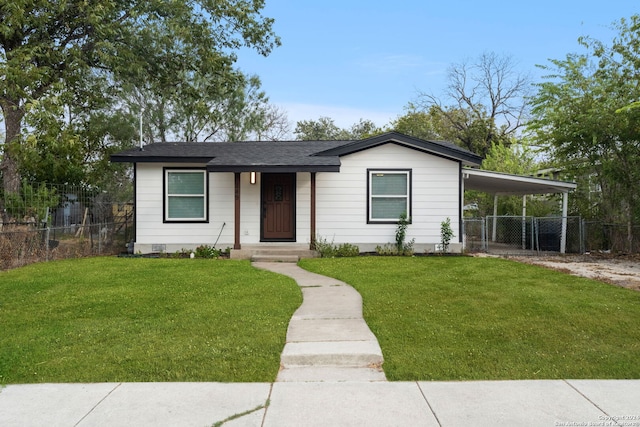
276,102,399,129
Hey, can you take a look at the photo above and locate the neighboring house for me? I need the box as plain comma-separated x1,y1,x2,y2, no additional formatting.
110,132,483,257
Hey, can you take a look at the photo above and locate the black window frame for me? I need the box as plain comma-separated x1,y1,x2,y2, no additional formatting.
366,168,412,224
163,167,209,223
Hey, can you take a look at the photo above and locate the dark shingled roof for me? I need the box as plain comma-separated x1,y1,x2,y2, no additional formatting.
110,132,482,172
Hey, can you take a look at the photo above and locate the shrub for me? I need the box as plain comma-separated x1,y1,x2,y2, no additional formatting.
335,243,360,257
440,217,454,253
314,235,359,258
194,244,221,259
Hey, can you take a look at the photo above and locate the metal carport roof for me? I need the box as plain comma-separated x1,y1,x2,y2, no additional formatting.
463,169,577,195
462,169,577,254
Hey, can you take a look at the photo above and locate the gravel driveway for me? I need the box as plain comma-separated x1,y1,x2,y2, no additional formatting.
490,254,640,291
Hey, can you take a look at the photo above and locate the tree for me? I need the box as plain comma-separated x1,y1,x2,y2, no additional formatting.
389,109,440,141
468,139,556,217
294,117,381,140
0,0,280,194
295,117,344,140
528,15,640,249
131,72,272,143
253,104,292,141
414,52,531,157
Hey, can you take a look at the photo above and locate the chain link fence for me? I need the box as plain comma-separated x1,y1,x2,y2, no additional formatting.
0,217,133,270
0,182,133,270
463,216,638,255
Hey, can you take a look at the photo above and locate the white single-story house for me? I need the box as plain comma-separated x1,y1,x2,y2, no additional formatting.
112,131,574,257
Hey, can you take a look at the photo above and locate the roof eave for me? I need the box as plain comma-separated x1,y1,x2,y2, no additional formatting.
206,165,341,173
110,155,214,164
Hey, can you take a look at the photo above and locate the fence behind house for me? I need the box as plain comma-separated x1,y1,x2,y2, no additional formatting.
463,216,639,255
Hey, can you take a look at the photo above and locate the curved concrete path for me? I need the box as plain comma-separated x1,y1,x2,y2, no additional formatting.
252,262,386,382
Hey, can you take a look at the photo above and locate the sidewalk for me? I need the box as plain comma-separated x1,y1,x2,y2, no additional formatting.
1,380,639,426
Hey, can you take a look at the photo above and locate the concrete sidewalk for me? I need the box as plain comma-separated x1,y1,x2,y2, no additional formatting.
1,380,639,426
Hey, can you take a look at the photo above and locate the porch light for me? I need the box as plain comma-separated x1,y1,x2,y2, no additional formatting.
250,171,256,184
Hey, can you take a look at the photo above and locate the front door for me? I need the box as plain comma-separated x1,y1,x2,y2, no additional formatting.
261,173,295,241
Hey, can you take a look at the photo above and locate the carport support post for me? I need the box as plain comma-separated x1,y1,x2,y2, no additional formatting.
492,194,498,242
522,195,527,250
560,191,568,254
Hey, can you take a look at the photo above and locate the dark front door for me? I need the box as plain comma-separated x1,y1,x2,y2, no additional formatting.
262,173,295,241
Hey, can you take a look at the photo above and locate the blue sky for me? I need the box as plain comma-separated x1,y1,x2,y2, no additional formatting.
235,1,638,129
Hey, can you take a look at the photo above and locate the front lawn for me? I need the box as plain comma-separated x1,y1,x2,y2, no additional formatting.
299,256,640,381
0,258,301,384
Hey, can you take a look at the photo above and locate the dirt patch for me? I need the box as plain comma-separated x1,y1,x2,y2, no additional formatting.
483,253,640,291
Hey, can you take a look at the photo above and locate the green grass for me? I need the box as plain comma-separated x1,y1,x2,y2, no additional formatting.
299,256,640,381
0,258,301,384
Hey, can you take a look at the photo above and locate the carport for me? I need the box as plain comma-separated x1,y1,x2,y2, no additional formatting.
462,169,577,253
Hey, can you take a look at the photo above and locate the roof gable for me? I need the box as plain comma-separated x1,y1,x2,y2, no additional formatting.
314,132,482,166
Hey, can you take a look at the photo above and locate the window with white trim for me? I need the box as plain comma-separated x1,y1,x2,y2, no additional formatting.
164,169,208,222
367,169,411,223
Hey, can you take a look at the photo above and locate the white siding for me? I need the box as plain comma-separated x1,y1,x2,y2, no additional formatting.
134,167,313,252
315,143,461,252
135,164,236,252
133,144,462,253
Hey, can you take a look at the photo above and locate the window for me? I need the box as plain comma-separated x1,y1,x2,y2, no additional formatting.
164,169,208,222
367,169,411,223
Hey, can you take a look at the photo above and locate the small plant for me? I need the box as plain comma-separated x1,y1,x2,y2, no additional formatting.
170,248,192,258
376,212,415,256
314,235,359,257
314,235,336,258
440,217,454,253
194,244,221,259
375,243,397,256
335,243,360,257
395,212,409,253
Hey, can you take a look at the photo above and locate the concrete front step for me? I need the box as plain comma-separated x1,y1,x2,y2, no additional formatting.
281,341,384,367
276,366,387,382
251,254,300,263
232,245,318,260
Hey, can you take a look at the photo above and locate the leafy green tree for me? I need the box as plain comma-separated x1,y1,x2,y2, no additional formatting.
295,117,344,140
468,140,555,217
347,118,381,140
528,15,640,245
294,117,381,140
0,0,280,195
388,109,440,140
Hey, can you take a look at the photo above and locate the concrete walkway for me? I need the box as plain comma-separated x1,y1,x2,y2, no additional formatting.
252,262,386,382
